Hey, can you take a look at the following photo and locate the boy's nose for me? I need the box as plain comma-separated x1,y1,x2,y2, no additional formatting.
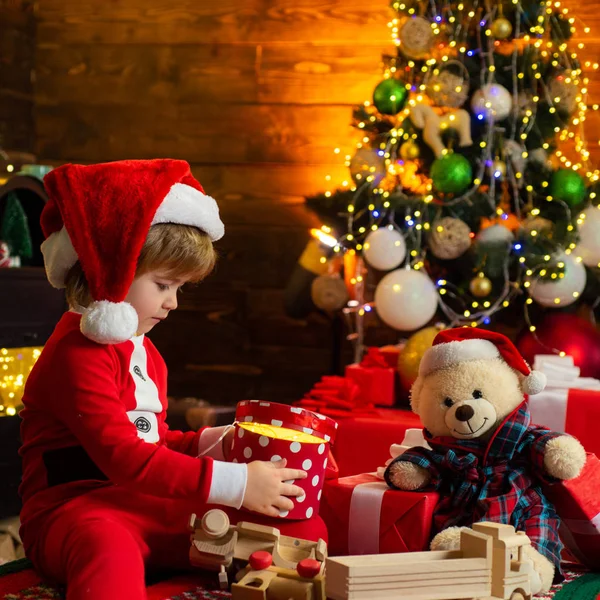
163,293,178,310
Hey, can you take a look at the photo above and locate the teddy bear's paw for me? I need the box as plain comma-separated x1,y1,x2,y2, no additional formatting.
429,527,465,551
543,435,586,480
387,461,431,491
522,544,554,594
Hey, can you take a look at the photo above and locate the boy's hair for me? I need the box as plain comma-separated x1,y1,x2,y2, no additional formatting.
65,224,217,309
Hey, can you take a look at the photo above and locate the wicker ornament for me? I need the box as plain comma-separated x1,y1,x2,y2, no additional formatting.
503,140,526,177
427,71,468,108
548,77,579,115
428,217,472,260
399,17,435,59
311,274,349,312
349,147,386,185
516,91,535,118
522,216,554,236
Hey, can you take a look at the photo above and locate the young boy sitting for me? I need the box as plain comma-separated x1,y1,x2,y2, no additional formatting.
19,159,312,600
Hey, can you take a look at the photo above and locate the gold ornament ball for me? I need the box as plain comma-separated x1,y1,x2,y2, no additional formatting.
491,17,513,40
398,326,442,389
491,159,507,178
470,275,493,298
400,141,420,160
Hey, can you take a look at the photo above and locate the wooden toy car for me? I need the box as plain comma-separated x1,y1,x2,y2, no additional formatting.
231,550,326,600
189,509,327,588
325,522,534,600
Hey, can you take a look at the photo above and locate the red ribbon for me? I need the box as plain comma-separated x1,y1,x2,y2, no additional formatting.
360,347,391,369
295,375,378,419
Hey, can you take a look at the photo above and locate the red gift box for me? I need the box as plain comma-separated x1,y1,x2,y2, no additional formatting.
529,355,600,457
545,453,600,569
345,348,396,407
333,409,422,477
320,472,438,556
529,387,600,457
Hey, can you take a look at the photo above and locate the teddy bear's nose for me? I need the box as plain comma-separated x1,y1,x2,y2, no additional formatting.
455,404,475,422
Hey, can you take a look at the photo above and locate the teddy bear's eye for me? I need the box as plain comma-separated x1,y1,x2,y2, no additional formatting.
473,390,483,399
443,397,454,408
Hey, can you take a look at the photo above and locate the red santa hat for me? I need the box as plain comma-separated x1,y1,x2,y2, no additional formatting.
40,159,224,345
418,327,547,396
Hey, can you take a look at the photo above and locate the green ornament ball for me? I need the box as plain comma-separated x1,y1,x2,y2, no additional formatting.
430,154,473,195
373,79,409,115
550,169,587,206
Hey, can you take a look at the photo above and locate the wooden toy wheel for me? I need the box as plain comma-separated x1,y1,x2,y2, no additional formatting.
201,509,230,539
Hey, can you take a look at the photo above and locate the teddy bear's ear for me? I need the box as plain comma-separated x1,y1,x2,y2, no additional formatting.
409,376,424,416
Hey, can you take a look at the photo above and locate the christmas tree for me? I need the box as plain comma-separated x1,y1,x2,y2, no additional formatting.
302,0,600,363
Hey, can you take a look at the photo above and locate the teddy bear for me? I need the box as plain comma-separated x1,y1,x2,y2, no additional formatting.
384,327,587,595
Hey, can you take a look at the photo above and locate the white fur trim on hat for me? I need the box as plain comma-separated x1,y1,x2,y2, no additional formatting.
522,370,547,395
80,300,139,345
41,226,78,289
419,339,500,377
152,183,224,241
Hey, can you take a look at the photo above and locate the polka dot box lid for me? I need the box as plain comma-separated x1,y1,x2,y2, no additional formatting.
235,400,338,444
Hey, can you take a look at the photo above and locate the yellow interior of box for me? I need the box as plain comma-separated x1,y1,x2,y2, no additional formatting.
240,422,323,444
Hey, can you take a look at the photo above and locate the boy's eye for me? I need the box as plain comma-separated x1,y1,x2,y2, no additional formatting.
156,283,170,291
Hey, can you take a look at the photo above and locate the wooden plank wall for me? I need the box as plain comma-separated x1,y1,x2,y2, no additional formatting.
33,1,391,404
32,0,600,405
0,0,35,154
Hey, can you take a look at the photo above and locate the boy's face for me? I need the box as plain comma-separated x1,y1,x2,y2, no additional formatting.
125,270,188,335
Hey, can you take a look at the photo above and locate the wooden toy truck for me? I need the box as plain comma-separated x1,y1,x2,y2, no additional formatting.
325,522,534,600
188,509,327,588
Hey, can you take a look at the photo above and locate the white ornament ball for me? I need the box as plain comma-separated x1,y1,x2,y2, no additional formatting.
471,84,513,121
363,227,407,271
576,207,600,267
528,252,586,307
374,268,439,331
475,224,514,245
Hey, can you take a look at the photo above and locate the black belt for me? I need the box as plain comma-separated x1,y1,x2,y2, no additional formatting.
43,445,109,487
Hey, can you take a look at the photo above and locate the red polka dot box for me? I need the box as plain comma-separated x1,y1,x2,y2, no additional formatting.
230,400,339,520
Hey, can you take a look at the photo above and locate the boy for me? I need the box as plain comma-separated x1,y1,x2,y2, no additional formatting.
19,159,312,600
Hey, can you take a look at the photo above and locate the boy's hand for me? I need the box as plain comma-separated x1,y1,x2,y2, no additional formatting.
243,459,307,517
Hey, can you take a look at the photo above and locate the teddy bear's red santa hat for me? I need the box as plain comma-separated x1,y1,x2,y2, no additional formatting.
40,159,224,345
419,327,547,395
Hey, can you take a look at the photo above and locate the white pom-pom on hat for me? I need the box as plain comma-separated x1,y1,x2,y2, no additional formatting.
80,301,139,345
521,370,547,396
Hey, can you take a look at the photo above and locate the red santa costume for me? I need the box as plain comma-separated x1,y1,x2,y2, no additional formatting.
19,160,326,600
